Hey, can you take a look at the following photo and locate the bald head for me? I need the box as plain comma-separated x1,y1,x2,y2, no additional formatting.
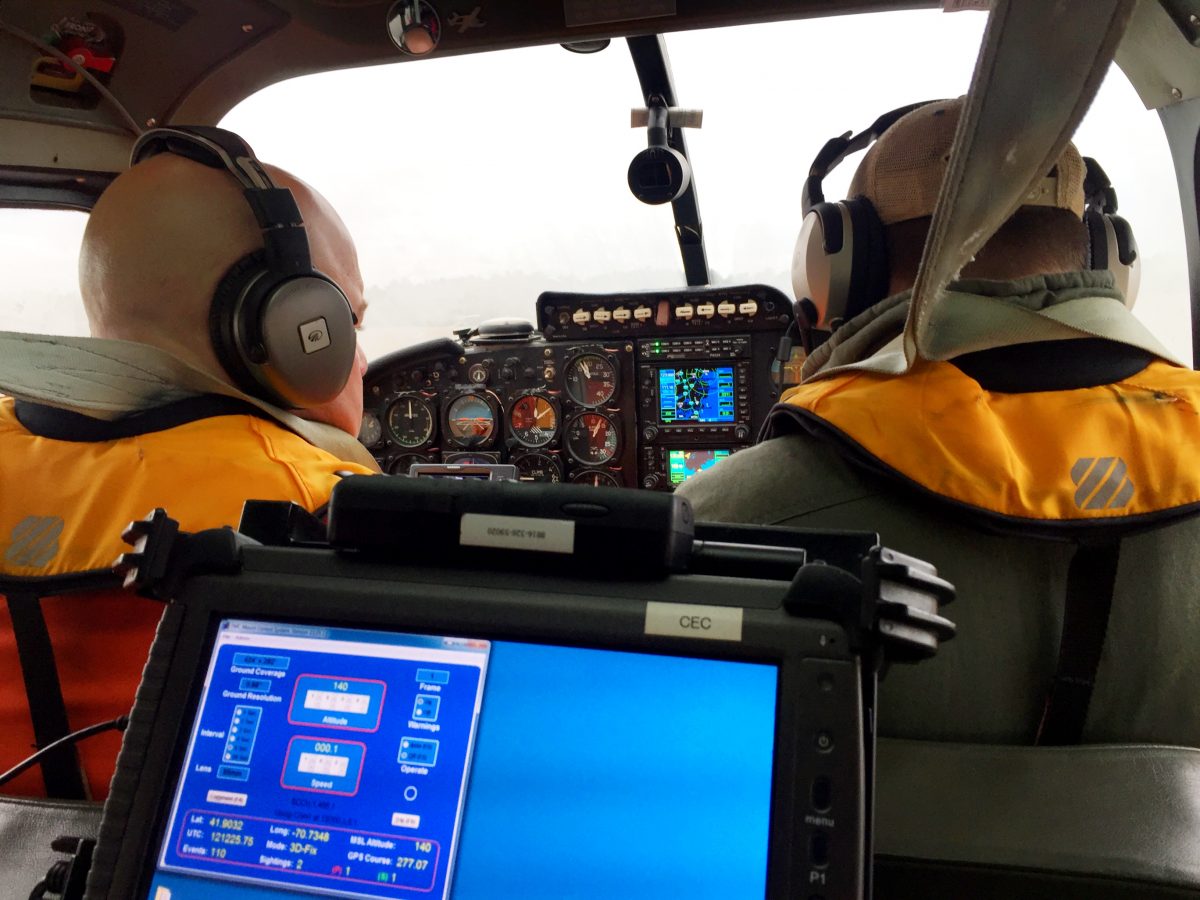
80,154,366,381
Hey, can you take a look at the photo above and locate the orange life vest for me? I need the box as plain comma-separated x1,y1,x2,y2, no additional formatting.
770,357,1200,528
0,396,374,798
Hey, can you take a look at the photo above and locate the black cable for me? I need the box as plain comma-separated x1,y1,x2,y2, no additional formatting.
0,716,129,790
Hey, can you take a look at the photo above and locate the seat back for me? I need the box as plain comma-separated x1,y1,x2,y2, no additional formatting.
0,794,103,893
875,739,1200,899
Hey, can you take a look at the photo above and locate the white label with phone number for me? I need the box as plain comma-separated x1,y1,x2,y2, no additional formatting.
460,513,576,554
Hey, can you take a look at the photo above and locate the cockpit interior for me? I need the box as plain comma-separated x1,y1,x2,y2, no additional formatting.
4,1,1200,899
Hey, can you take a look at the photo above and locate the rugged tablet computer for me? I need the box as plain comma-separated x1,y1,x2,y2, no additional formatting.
82,480,953,900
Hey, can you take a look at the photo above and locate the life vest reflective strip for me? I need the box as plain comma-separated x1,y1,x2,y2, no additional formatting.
768,358,1200,528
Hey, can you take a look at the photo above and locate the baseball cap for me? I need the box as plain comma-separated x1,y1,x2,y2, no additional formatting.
847,97,1086,225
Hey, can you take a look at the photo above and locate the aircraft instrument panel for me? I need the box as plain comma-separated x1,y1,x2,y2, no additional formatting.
359,285,795,490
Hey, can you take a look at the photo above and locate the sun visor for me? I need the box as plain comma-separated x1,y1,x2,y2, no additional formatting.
904,0,1136,366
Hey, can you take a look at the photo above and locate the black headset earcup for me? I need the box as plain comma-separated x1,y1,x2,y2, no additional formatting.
210,251,276,400
255,274,357,407
1109,214,1137,267
1085,208,1109,271
209,251,357,408
1085,210,1139,308
842,197,889,322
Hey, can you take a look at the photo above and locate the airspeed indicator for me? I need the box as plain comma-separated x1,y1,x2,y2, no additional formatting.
564,353,617,407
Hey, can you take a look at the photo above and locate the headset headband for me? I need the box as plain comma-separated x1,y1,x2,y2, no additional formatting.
802,101,938,213
130,126,314,277
1082,156,1118,216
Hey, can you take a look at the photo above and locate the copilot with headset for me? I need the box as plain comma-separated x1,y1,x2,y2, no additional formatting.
0,127,375,800
678,97,1200,750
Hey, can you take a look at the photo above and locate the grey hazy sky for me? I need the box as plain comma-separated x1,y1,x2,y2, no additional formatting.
3,8,1191,362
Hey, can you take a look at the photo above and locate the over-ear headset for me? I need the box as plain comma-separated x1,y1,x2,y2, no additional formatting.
794,103,1141,330
793,102,931,331
1082,156,1140,308
129,126,358,408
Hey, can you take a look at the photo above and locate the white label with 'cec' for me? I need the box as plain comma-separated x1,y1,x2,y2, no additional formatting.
645,602,744,642
460,513,576,554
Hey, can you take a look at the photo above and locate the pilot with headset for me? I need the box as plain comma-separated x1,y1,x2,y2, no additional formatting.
0,128,377,798
680,98,1200,749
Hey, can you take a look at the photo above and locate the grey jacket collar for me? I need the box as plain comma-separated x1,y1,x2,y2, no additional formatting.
0,331,380,471
803,270,1181,382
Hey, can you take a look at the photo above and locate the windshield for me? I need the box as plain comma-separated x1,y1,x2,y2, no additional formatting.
3,8,1192,363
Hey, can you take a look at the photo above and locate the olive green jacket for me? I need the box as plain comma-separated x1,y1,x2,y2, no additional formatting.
679,272,1199,747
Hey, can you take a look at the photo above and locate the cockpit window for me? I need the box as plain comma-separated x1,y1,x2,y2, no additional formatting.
0,209,88,337
220,40,684,359
2,10,1192,365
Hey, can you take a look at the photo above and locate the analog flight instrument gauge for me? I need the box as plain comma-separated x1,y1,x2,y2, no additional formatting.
386,395,436,449
565,411,619,465
446,393,499,448
388,452,434,475
564,353,617,407
571,469,621,487
358,410,383,448
444,452,500,464
509,394,558,448
512,452,562,483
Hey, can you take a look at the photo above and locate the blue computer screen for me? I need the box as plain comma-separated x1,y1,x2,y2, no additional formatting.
657,366,736,424
147,619,778,900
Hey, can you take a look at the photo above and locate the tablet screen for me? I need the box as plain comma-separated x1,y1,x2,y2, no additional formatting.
147,618,777,900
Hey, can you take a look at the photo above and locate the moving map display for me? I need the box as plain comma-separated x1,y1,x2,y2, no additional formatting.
657,366,736,424
668,449,732,484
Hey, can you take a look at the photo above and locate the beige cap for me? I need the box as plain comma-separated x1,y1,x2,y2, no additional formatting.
848,97,1086,225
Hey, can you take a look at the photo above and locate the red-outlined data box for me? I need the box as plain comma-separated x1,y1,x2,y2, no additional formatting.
287,674,387,732
280,736,367,796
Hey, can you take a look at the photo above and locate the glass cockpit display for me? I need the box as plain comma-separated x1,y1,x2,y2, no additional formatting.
668,448,731,484
658,366,736,425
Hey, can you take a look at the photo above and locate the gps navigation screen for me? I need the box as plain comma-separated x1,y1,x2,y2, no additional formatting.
658,366,736,424
147,619,777,899
669,448,732,484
